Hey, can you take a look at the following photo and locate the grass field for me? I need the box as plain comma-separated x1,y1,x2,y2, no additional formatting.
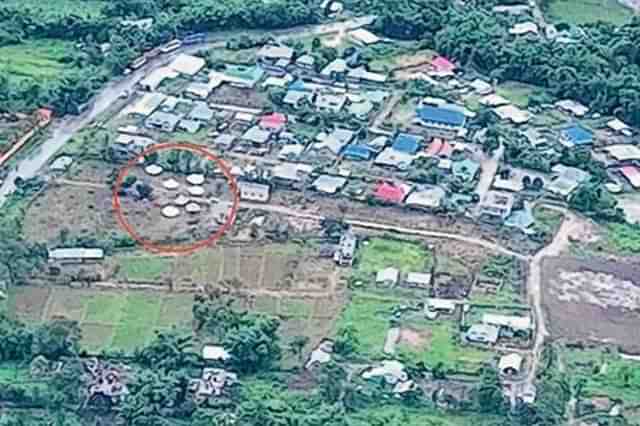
4,0,106,17
0,39,75,83
112,253,171,282
11,287,194,353
561,347,640,404
334,292,399,358
496,82,538,108
356,238,432,278
545,0,632,25
348,405,504,426
398,319,493,374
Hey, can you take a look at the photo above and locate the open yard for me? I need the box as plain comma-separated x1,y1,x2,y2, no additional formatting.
397,318,494,374
560,346,640,405
0,39,77,84
496,82,538,108
545,0,632,25
11,287,194,353
542,256,640,352
4,0,106,17
355,237,433,278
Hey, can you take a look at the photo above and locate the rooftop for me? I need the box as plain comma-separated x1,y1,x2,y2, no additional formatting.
417,106,466,128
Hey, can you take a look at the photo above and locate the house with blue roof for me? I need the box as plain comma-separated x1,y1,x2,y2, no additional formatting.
343,144,376,161
392,133,424,155
415,106,466,138
452,158,480,182
559,124,594,149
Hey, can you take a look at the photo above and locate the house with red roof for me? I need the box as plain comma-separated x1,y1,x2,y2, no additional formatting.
424,139,453,158
430,56,456,76
373,181,411,204
620,166,640,189
259,112,287,132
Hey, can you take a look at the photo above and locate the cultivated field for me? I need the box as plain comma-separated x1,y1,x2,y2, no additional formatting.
545,0,632,25
542,256,640,352
0,39,76,84
11,287,193,353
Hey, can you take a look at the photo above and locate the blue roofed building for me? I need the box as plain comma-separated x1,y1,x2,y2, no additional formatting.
392,133,424,154
415,106,466,138
343,144,376,161
559,124,594,149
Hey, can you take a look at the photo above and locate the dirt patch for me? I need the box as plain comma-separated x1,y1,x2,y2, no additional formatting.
209,85,268,109
542,256,640,352
13,286,51,322
399,327,430,348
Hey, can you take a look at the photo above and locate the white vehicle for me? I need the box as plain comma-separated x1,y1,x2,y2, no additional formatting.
160,39,182,54
129,56,147,71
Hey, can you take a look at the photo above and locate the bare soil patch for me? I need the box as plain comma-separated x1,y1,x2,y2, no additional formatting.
209,85,269,109
542,256,640,352
399,327,430,348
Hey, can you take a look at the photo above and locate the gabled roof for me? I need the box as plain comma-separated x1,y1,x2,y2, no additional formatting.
260,112,287,131
431,56,455,72
258,45,294,60
49,248,104,260
417,106,466,127
392,133,423,154
620,166,640,188
561,124,593,146
376,267,399,283
374,181,410,203
343,144,375,161
312,175,348,194
169,54,205,76
405,186,445,209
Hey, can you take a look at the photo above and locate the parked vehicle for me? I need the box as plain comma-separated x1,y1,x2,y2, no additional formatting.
160,39,182,54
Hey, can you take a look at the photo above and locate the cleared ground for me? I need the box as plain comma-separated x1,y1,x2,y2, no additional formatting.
542,256,640,352
0,39,76,84
545,0,632,25
12,287,193,353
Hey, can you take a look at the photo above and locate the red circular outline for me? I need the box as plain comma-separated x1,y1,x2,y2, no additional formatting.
112,142,239,255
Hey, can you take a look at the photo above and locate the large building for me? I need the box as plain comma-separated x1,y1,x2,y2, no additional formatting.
415,106,466,138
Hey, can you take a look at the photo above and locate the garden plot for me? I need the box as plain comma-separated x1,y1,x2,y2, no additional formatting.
469,255,526,307
209,85,269,109
542,257,640,352
11,287,194,353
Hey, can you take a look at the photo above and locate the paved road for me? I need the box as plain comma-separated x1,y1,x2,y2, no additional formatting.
0,16,374,208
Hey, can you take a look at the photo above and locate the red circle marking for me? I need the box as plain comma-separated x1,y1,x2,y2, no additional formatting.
112,142,239,255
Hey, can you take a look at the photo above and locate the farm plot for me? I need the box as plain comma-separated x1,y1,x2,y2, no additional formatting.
469,255,526,307
559,346,640,405
11,287,194,354
355,237,433,278
541,257,640,352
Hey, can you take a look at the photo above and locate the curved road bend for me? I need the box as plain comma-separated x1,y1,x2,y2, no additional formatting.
0,16,374,207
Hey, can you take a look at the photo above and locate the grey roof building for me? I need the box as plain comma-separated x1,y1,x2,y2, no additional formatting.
242,126,271,145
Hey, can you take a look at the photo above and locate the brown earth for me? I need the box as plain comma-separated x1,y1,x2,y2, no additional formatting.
541,256,640,353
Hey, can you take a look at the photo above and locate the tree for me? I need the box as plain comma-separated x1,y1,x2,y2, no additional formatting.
31,319,81,360
123,175,138,188
569,179,625,222
473,368,506,414
135,331,199,373
333,325,359,357
288,335,309,362
0,227,46,287
135,182,154,200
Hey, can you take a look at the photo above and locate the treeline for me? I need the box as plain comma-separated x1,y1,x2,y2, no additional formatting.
0,0,319,115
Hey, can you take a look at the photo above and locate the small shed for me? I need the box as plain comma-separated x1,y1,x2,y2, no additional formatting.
376,267,399,285
498,353,523,376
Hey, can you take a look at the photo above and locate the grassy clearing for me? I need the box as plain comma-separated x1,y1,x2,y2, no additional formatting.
561,347,640,404
4,0,106,17
356,237,432,278
545,0,632,26
348,405,503,426
0,362,30,384
600,222,640,255
334,292,399,359
533,206,564,238
496,82,538,108
398,319,493,374
0,39,75,83
113,253,171,282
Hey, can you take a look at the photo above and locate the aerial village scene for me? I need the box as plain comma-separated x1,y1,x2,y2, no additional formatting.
2,0,640,425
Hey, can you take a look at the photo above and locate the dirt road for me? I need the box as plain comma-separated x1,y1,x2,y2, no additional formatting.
525,209,587,385
473,144,503,216
241,201,530,260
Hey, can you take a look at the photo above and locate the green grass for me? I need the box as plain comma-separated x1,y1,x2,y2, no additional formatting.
398,320,493,374
496,82,538,108
546,0,632,26
85,294,127,323
533,206,564,237
0,362,30,384
348,405,504,426
601,222,640,255
3,0,106,17
562,347,640,404
114,254,171,282
356,238,431,278
0,39,75,83
335,293,399,358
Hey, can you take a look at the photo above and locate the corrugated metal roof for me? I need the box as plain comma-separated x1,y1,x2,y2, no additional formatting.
417,106,466,127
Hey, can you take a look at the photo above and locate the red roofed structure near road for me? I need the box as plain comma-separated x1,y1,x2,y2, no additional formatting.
620,166,640,189
431,56,456,73
373,181,408,203
259,112,287,132
36,108,53,124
